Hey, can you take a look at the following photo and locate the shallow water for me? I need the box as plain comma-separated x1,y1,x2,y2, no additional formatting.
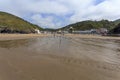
0,35,120,80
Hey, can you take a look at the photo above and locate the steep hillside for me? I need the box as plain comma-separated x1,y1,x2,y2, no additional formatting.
0,11,43,33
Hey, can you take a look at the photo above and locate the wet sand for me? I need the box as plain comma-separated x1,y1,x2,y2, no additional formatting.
0,34,120,80
66,34,120,40
0,34,49,40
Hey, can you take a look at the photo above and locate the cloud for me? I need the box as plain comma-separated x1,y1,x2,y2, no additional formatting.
0,0,120,28
31,14,56,28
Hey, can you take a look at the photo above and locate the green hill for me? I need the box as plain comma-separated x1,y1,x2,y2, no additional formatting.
60,20,116,31
0,11,43,33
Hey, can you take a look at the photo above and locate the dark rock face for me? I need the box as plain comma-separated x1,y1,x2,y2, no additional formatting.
109,23,120,34
0,27,35,34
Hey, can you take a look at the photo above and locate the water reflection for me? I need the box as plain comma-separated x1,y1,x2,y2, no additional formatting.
0,36,120,57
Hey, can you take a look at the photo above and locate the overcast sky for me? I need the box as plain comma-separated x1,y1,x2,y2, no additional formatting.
0,0,120,28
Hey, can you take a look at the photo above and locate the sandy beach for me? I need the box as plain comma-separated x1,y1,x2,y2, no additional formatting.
0,33,120,40
66,34,120,40
0,34,50,40
0,34,120,80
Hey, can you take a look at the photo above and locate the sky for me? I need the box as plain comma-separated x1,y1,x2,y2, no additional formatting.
0,0,120,28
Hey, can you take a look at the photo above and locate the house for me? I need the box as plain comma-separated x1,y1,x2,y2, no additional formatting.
73,30,95,34
97,28,108,35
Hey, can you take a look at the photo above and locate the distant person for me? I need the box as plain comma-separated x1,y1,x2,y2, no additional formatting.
62,31,65,36
53,32,56,37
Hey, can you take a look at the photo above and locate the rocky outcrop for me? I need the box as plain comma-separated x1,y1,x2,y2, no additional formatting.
108,23,120,36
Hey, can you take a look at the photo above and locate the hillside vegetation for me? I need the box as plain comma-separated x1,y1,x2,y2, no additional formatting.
0,11,42,33
60,20,119,31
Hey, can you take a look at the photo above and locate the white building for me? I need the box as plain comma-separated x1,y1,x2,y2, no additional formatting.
35,29,41,34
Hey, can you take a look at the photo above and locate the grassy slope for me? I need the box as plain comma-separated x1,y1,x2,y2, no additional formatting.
0,11,43,33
